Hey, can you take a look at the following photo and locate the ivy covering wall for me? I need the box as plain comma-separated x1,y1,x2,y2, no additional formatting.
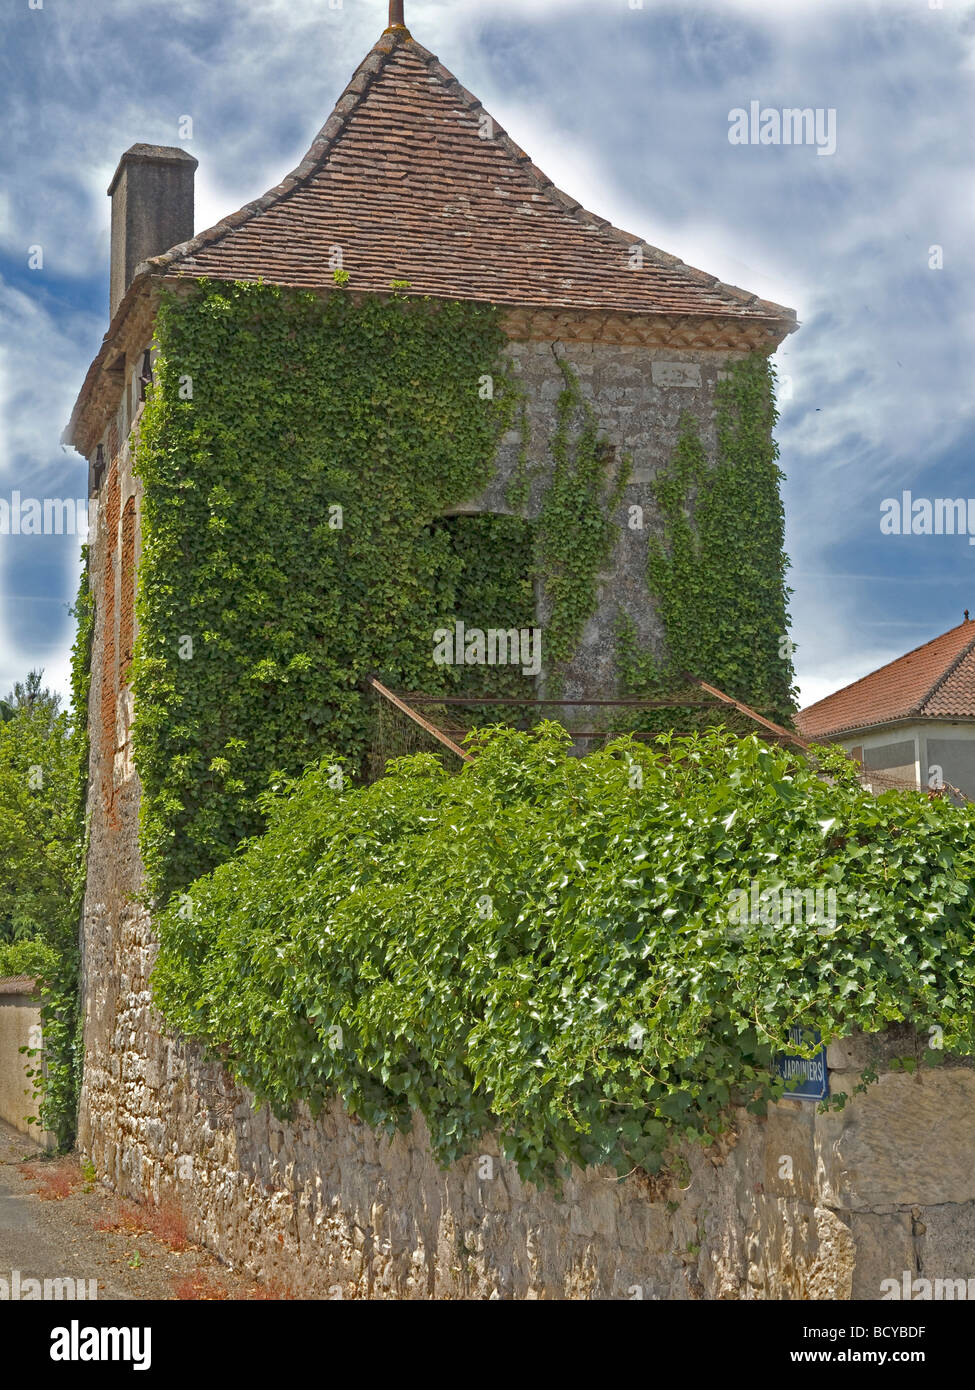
536,361,631,675
133,285,796,904
133,283,532,903
621,354,796,727
133,282,646,903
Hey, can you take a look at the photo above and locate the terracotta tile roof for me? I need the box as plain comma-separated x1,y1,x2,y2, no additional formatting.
797,620,975,740
0,975,38,996
147,28,796,328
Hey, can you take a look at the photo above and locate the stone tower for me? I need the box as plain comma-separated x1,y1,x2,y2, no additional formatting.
61,6,798,1289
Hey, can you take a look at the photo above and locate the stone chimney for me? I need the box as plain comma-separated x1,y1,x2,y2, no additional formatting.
107,144,197,319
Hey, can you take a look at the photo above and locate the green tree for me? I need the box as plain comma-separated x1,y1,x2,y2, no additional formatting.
0,640,91,1150
4,669,63,718
0,670,76,944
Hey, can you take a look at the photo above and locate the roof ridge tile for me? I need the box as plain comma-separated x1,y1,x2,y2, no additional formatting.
142,31,406,278
798,620,975,739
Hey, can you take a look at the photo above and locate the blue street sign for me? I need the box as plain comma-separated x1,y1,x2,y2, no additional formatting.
774,1025,829,1101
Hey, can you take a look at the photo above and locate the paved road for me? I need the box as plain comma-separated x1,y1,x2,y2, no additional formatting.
0,1119,275,1300
0,1121,138,1299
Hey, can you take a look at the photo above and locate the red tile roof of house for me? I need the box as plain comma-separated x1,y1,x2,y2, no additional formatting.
797,619,975,740
146,27,796,328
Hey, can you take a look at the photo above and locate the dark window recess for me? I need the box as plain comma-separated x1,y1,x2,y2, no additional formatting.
366,513,537,780
138,350,154,402
90,443,106,495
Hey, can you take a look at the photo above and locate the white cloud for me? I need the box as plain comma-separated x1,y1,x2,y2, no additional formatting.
0,281,99,488
0,278,98,700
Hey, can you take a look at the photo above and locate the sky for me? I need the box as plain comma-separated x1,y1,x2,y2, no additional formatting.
1,0,973,708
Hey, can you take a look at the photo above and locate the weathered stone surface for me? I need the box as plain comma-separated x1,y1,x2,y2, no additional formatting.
817,1071,975,1212
805,1207,856,1301
849,1212,915,1301
474,340,741,702
0,989,52,1147
826,1024,928,1074
762,1103,819,1202
916,1202,975,1286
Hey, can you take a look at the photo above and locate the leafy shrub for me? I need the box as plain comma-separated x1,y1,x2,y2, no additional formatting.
153,725,975,1187
0,938,58,981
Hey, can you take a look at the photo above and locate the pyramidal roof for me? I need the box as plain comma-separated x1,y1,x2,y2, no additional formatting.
147,25,796,328
65,19,798,454
797,619,975,740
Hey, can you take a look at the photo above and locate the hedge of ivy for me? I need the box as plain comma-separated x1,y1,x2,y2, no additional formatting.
152,726,975,1187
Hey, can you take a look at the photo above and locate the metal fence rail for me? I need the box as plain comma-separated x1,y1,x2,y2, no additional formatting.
367,675,970,804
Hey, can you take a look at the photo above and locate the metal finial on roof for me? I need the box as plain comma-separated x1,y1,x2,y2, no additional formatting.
966,610,971,622
386,1,408,31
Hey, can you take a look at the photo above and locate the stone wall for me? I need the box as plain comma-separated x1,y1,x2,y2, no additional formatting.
78,710,975,1301
79,887,975,1301
473,339,740,700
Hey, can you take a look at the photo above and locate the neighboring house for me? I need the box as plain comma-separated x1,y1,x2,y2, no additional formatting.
797,615,975,797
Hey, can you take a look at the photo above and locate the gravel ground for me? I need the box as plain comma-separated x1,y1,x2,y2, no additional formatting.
0,1119,282,1301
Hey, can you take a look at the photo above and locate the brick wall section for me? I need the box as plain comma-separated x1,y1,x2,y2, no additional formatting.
119,497,136,686
99,455,120,823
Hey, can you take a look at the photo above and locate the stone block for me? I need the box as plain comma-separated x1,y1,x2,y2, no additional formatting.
817,1069,975,1211
916,1202,975,1285
763,1102,818,1201
849,1211,915,1300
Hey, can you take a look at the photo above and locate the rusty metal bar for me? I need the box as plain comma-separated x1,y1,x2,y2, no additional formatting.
689,677,973,797
396,693,716,709
687,675,811,752
369,677,474,764
455,729,792,739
